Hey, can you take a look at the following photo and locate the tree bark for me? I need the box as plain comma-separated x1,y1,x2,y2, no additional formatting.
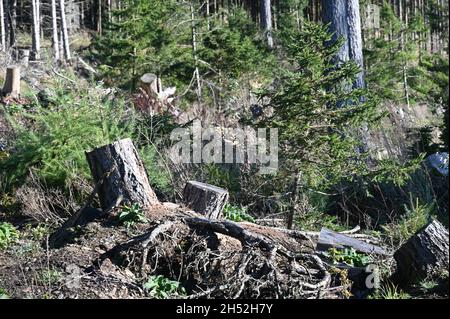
322,0,349,64
8,0,17,47
260,0,274,48
85,138,160,211
322,0,365,89
60,0,71,61
31,0,40,60
393,220,449,286
1,65,20,97
51,0,60,62
0,0,5,51
183,181,229,219
346,0,365,89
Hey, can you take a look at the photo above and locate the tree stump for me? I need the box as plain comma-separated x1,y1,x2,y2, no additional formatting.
183,181,229,219
86,138,159,210
393,220,449,286
140,73,160,95
18,50,30,67
1,66,21,97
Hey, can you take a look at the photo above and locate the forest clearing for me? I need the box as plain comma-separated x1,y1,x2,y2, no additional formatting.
0,0,448,301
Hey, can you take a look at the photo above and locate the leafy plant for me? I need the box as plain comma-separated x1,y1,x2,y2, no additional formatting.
119,203,148,228
39,269,62,285
0,82,136,190
382,196,432,247
143,275,186,298
0,222,20,249
0,288,9,299
369,282,411,299
327,247,371,267
223,204,255,223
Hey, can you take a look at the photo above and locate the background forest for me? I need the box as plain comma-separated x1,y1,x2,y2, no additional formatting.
0,0,448,299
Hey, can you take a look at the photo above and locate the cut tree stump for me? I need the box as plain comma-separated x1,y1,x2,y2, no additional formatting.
316,228,388,255
1,66,21,97
86,138,159,210
18,49,30,67
183,181,229,219
140,73,160,94
393,220,449,286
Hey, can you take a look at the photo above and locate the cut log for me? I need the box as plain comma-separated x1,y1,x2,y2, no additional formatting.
140,73,160,94
393,220,449,286
1,66,20,97
85,138,159,211
317,228,388,255
183,181,228,219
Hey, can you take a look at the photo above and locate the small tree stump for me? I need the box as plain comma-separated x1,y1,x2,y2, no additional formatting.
86,138,159,210
140,73,160,94
393,220,449,286
1,66,21,97
18,49,30,67
183,181,229,219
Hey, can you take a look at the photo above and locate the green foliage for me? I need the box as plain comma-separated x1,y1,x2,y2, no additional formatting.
365,2,448,111
0,222,19,250
368,282,411,299
223,204,255,223
25,224,51,242
0,288,9,299
327,248,372,267
92,1,275,107
382,196,433,247
256,21,385,190
143,275,186,298
92,0,190,89
39,269,62,285
200,8,275,80
0,83,135,190
119,203,148,228
140,144,172,196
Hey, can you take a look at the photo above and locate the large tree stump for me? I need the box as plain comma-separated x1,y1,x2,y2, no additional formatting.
183,181,228,219
1,66,21,97
86,138,159,210
393,220,449,286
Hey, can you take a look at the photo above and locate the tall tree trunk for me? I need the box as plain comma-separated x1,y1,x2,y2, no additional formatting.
0,0,5,51
60,0,71,61
8,0,17,47
190,2,202,102
51,0,60,62
31,0,40,60
260,0,274,48
97,0,102,34
322,0,349,64
346,0,365,89
322,0,365,89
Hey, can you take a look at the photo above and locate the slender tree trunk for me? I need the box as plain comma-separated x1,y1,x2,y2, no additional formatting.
51,0,60,62
60,0,71,61
31,0,40,60
0,0,5,51
322,0,365,89
8,0,17,47
260,0,274,48
322,0,349,63
346,0,365,89
97,0,102,34
190,2,201,102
